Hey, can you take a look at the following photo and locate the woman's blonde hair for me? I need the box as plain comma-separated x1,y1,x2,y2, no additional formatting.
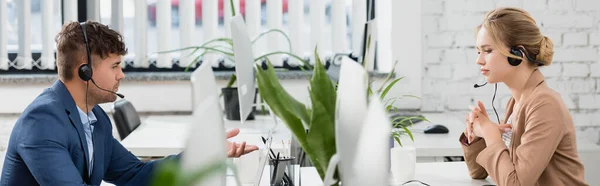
475,7,554,66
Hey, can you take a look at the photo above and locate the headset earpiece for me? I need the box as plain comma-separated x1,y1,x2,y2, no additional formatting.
508,47,523,66
508,46,545,67
78,64,92,81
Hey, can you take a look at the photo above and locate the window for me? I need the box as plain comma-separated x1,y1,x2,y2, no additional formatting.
4,0,63,69
2,0,358,73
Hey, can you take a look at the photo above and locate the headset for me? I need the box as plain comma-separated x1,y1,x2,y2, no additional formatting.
473,46,544,124
78,22,124,99
507,46,545,67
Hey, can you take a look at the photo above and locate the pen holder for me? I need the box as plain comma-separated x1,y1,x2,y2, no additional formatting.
269,156,296,186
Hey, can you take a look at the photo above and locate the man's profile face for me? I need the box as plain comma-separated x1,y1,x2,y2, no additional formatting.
87,53,125,104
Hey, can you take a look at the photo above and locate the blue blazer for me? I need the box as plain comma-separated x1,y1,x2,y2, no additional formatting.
1,80,179,186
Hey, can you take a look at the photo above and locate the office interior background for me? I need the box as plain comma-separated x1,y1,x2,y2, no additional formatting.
0,0,599,179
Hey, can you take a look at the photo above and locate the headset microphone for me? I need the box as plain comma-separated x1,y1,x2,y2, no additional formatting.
472,81,501,124
90,79,125,98
473,82,488,88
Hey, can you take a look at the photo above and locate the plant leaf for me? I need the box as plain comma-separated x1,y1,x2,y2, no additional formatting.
399,95,422,100
156,46,234,57
306,98,336,181
385,99,397,113
150,159,179,186
226,74,237,88
380,77,403,100
302,48,338,180
377,60,399,93
309,47,336,117
180,160,227,186
251,29,293,53
229,0,236,16
255,62,309,142
255,51,313,70
401,125,415,142
394,135,402,147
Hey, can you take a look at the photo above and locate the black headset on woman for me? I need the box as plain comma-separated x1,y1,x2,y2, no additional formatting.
474,46,544,124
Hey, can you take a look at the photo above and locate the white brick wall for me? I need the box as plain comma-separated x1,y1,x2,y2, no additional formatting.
545,32,563,47
548,0,574,12
440,15,483,31
426,33,454,47
554,48,598,62
575,0,600,11
579,94,600,109
426,65,452,79
562,63,590,77
539,64,562,77
455,31,477,47
546,78,596,93
563,33,588,46
542,15,594,29
523,0,547,12
423,16,439,34
591,33,600,46
590,63,600,77
423,0,444,15
424,0,600,144
443,48,468,63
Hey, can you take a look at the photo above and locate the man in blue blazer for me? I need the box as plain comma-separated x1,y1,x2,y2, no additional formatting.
1,21,257,186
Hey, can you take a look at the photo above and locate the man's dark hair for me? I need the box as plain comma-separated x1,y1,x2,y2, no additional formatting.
55,20,128,80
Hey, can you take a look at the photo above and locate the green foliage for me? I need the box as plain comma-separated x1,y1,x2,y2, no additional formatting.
256,48,335,182
150,158,238,186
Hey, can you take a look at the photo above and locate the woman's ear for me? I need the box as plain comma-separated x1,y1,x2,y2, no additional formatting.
516,45,527,58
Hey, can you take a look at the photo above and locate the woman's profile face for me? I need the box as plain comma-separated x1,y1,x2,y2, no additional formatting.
475,27,514,84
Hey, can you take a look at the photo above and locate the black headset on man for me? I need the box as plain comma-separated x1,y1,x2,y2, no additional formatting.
78,22,125,99
473,46,544,124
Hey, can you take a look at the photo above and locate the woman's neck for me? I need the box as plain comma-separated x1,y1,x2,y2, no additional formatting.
505,68,535,103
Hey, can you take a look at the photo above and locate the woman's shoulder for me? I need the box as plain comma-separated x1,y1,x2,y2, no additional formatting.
521,83,567,114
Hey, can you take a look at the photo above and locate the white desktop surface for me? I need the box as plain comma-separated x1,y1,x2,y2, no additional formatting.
119,113,599,185
98,162,494,186
121,113,600,157
120,115,290,157
223,162,494,186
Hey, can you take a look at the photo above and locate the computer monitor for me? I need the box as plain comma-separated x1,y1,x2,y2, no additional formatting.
361,19,377,71
190,60,219,116
181,94,227,186
334,56,368,183
352,96,391,186
230,14,256,124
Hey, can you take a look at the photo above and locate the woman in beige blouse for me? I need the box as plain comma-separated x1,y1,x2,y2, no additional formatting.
461,7,588,186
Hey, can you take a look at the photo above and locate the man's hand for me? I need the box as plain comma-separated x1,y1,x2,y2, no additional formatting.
225,128,259,158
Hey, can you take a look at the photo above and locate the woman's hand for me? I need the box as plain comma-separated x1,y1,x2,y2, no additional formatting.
469,101,504,146
465,101,511,144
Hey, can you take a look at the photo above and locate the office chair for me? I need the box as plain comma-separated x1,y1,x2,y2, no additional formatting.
112,99,141,140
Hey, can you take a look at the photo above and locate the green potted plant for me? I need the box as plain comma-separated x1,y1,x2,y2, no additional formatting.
256,46,425,185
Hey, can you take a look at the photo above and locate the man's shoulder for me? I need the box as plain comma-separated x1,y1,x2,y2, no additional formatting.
22,89,64,116
16,88,69,130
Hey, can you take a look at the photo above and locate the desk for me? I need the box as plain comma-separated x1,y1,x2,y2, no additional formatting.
121,113,467,157
98,162,492,186
225,162,494,186
121,115,290,157
122,113,600,158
